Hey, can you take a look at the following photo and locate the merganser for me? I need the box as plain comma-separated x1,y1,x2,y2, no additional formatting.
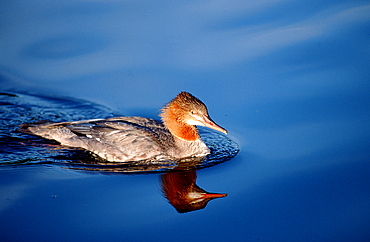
23,92,227,162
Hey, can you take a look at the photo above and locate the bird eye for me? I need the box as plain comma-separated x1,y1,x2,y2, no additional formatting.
190,110,195,115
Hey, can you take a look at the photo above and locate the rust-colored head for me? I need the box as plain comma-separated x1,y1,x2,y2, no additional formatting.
160,92,227,141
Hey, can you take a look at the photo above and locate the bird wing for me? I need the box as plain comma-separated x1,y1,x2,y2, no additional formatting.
28,117,174,162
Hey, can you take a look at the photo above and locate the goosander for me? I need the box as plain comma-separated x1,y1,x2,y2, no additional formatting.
23,92,227,162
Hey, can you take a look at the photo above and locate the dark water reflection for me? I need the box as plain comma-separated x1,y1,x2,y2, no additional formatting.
68,165,228,213
161,170,227,213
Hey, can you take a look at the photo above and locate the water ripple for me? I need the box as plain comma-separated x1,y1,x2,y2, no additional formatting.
21,34,108,59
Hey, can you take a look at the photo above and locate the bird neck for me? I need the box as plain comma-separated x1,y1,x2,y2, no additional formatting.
160,104,200,141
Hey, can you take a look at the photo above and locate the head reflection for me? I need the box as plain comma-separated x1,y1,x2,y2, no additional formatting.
161,170,227,213
64,157,228,213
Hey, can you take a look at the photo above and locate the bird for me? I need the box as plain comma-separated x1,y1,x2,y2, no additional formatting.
23,91,227,162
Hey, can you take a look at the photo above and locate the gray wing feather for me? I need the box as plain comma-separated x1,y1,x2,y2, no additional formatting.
27,117,174,162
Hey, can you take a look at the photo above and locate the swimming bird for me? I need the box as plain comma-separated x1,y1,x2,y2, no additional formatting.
23,92,227,162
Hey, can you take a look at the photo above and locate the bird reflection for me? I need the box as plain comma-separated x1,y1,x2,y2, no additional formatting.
161,170,227,213
61,155,228,213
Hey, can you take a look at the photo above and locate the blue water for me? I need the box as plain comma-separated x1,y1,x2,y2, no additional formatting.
1,1,370,241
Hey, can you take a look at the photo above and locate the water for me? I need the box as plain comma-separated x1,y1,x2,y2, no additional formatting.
1,1,370,241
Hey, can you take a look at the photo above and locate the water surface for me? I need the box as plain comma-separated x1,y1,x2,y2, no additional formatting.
1,0,369,241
